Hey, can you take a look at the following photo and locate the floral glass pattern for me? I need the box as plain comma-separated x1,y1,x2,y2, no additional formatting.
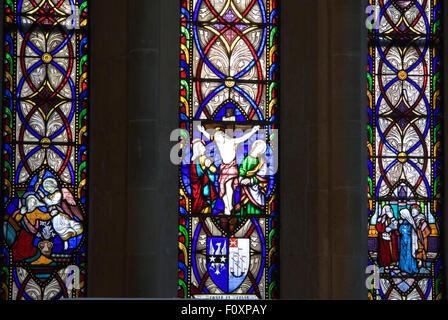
367,0,443,300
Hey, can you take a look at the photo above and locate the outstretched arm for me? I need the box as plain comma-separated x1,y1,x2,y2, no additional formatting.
233,125,260,145
197,125,212,141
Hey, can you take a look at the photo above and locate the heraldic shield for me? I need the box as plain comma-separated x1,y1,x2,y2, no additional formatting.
207,238,250,293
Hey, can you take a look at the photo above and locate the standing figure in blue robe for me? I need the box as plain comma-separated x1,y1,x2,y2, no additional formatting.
398,209,419,274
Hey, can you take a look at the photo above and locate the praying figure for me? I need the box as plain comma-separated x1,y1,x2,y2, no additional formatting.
234,140,268,217
190,140,218,214
11,194,51,262
197,125,260,216
38,178,84,251
398,208,419,274
411,204,431,267
376,205,399,267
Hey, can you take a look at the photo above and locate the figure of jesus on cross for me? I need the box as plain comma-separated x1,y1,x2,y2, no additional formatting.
197,124,260,216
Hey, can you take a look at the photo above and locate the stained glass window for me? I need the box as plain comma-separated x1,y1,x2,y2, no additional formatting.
178,0,279,299
1,0,89,300
367,0,443,300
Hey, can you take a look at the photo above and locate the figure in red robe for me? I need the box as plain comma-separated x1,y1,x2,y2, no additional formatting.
190,141,218,214
376,205,399,267
12,229,37,262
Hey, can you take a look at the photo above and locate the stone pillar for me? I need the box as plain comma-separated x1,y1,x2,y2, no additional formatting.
89,0,178,298
125,0,178,297
88,0,129,297
280,0,321,299
326,0,367,299
281,0,367,299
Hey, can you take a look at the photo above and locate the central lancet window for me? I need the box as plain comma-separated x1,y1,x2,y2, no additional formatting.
178,0,279,299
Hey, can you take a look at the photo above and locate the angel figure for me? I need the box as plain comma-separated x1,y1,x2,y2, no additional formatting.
38,178,84,251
